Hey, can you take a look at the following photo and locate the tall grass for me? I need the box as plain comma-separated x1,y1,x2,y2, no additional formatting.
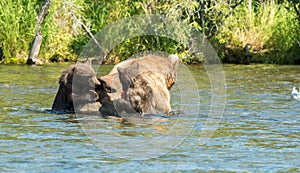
0,0,299,64
0,0,86,63
217,0,300,64
0,0,38,63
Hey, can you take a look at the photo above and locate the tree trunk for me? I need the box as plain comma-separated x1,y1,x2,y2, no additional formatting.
27,0,51,65
27,33,43,65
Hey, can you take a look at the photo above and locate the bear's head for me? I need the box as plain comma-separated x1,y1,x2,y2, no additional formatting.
52,59,114,112
59,59,100,94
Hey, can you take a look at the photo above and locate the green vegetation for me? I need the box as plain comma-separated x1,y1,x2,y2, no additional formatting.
0,0,299,64
217,1,300,64
0,0,38,64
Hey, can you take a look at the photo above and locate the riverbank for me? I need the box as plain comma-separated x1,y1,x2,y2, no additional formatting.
1,1,299,65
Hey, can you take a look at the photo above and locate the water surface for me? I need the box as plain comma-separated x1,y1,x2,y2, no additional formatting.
0,64,299,172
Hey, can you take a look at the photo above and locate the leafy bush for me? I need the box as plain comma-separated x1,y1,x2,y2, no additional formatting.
0,0,87,63
216,0,300,64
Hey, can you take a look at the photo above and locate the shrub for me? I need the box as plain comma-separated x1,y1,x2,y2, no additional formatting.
216,0,300,64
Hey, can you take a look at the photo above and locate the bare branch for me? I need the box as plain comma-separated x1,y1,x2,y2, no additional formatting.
69,12,108,62
27,0,51,65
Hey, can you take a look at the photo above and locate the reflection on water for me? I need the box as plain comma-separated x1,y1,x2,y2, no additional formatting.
0,64,300,172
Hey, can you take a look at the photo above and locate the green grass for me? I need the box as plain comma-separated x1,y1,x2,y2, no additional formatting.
216,1,300,64
0,0,299,64
0,0,38,63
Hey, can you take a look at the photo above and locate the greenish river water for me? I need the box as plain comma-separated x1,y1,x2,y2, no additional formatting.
0,64,299,172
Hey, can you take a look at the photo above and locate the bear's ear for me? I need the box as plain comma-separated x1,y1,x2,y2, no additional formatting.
127,63,140,76
131,63,139,71
59,64,75,86
168,54,179,67
85,58,92,66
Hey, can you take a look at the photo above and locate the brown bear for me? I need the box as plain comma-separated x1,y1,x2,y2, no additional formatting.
52,54,179,117
52,59,113,114
100,54,179,115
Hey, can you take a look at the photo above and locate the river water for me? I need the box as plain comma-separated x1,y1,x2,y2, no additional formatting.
0,63,299,172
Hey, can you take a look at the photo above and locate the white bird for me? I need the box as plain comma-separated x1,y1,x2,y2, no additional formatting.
291,87,300,100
